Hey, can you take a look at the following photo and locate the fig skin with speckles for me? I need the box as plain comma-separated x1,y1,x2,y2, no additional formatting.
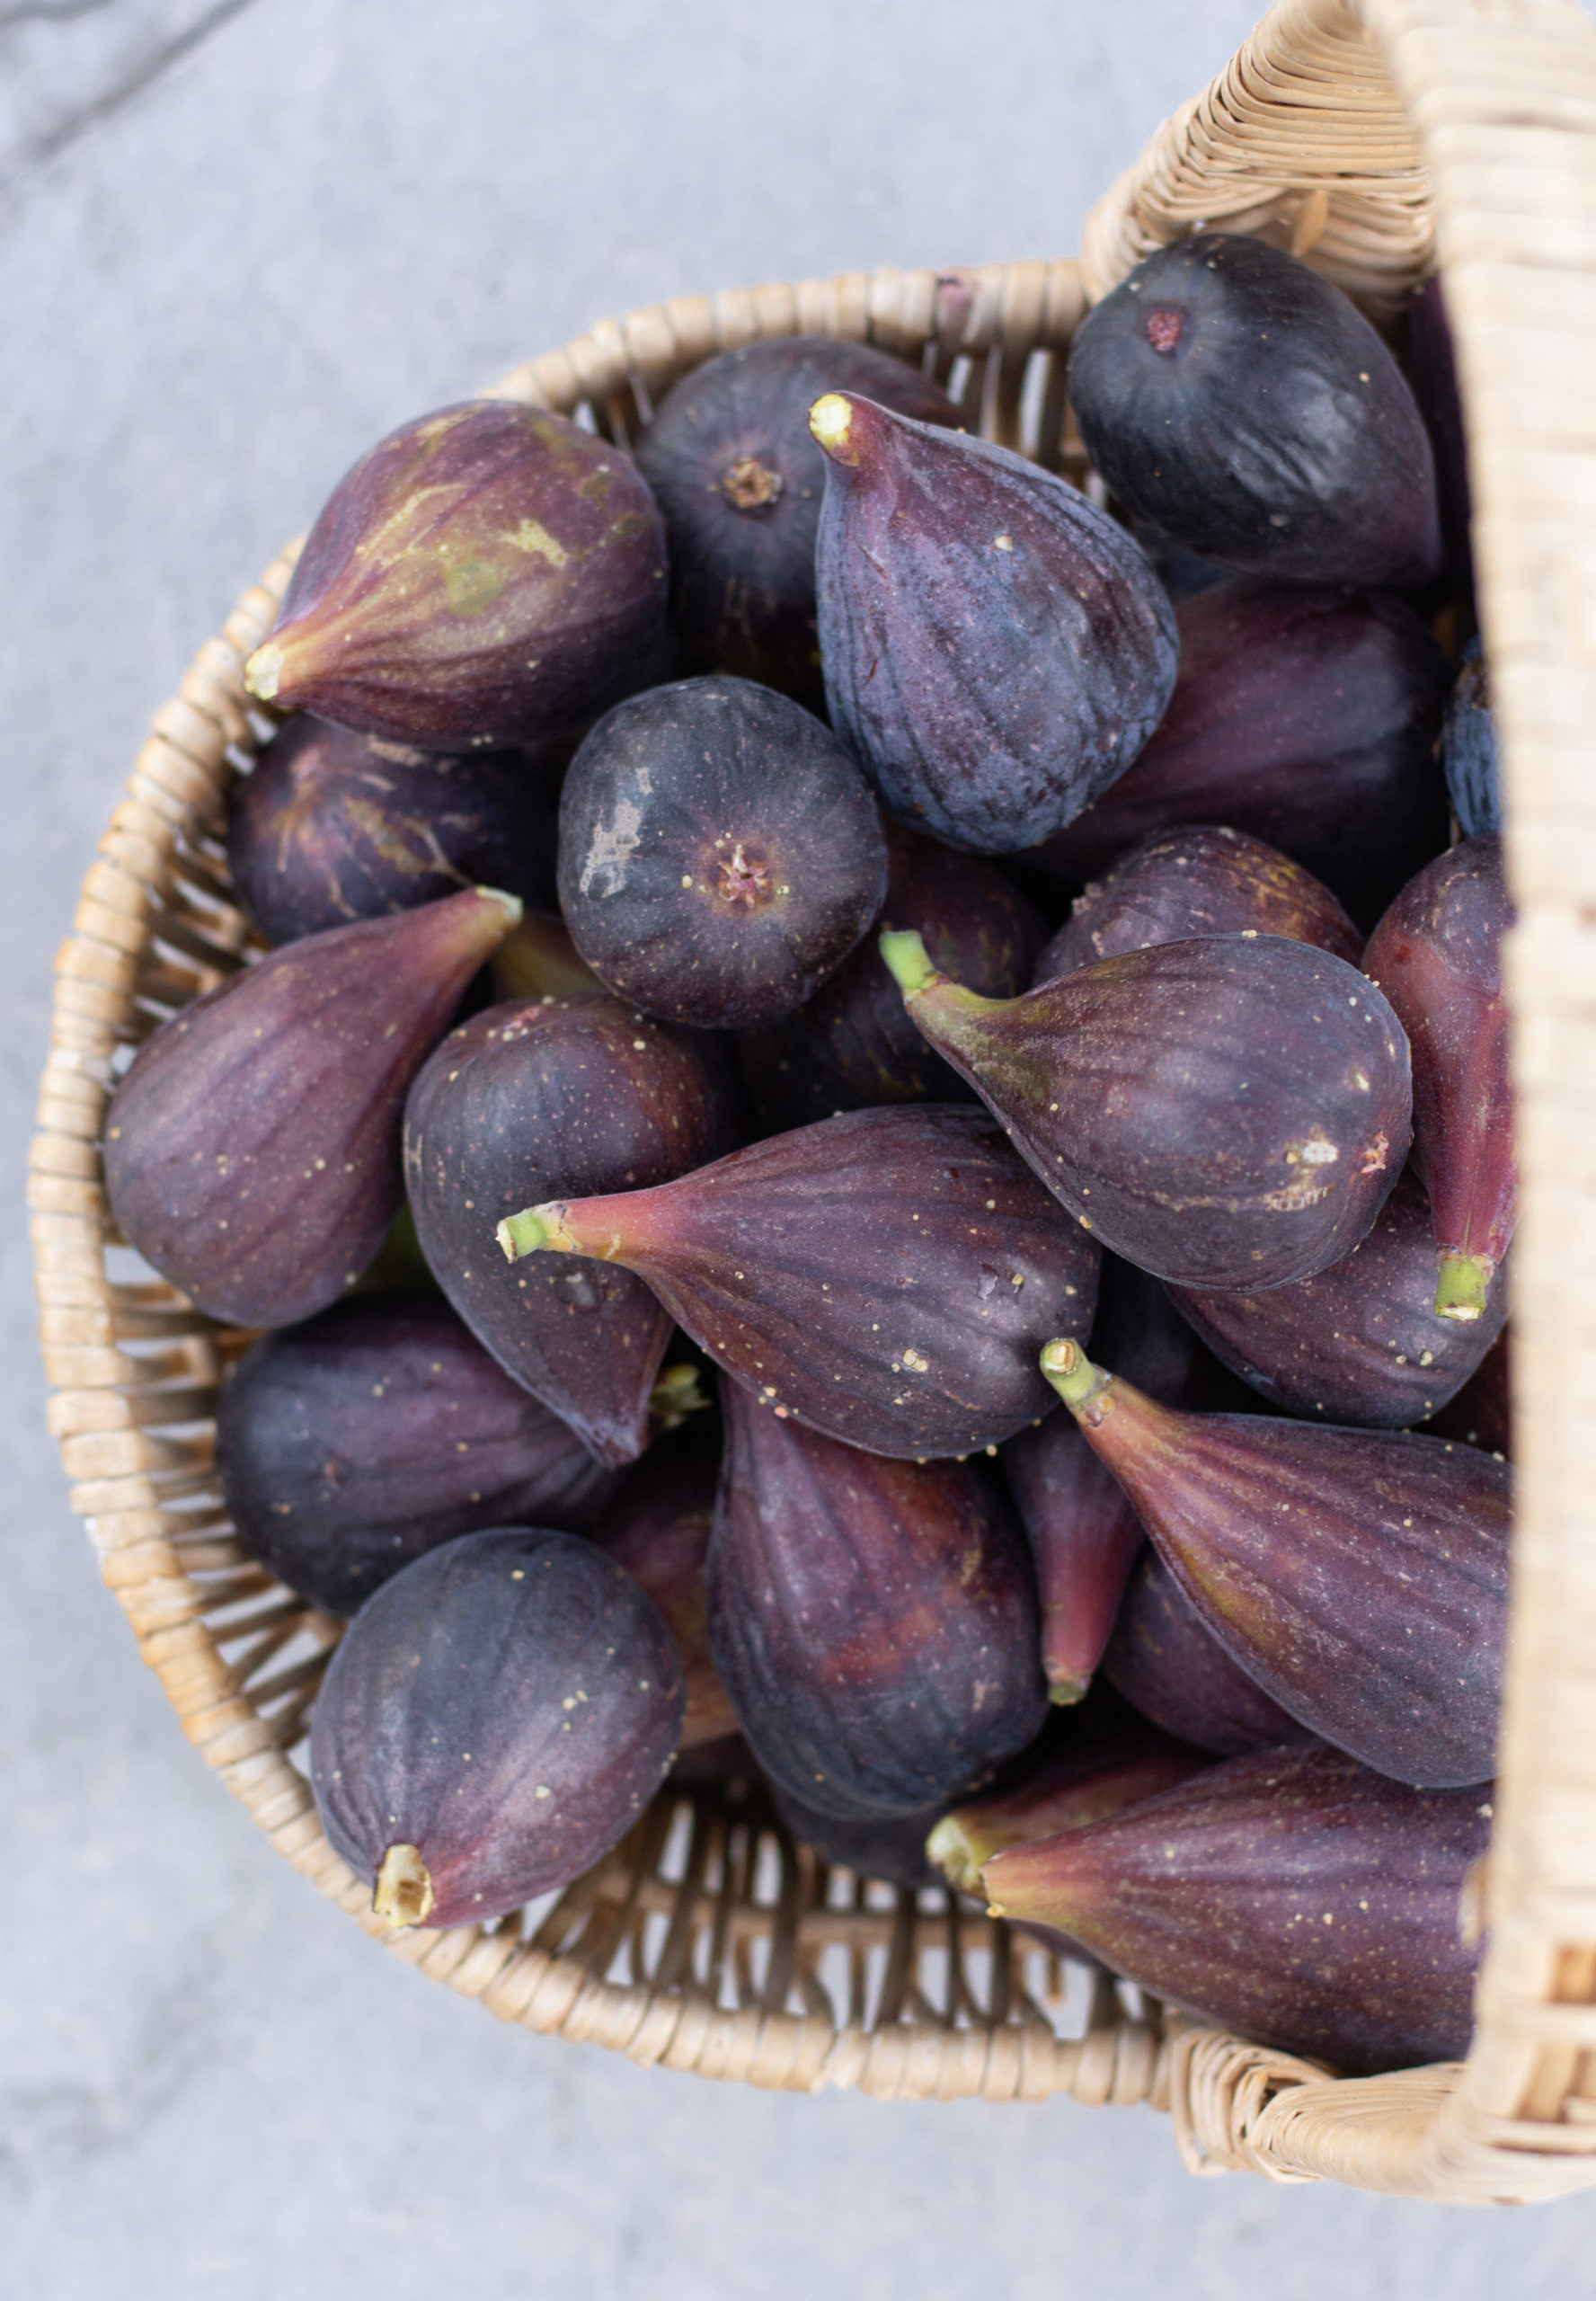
404,995,725,1466
243,402,668,748
883,929,1411,1293
217,1295,619,1615
496,1103,1099,1461
705,1382,1048,1820
103,887,520,1330
981,1744,1490,2076
1166,1162,1507,1427
310,1528,684,1930
1429,1329,1512,1457
557,676,889,1029
1103,1548,1320,1758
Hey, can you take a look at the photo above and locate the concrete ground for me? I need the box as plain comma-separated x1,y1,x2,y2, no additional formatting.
5,4,1596,2295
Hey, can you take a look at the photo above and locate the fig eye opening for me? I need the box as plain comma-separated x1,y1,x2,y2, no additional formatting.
1145,308,1184,356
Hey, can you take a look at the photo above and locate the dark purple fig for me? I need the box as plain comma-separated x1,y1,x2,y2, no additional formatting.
556,676,888,1028
1034,823,1361,984
1023,580,1450,931
1441,644,1500,840
1166,1162,1507,1428
226,715,556,944
1129,518,1230,605
1040,1338,1510,1787
810,391,1177,854
981,1744,1489,2075
217,1295,618,1614
496,1104,1098,1460
705,1382,1047,1818
882,929,1411,1292
1364,835,1515,1324
734,821,1042,1130
310,1527,683,1929
1406,271,1474,611
244,402,667,747
1000,1415,1140,1703
774,1788,942,1889
1066,235,1441,588
404,995,723,1465
104,886,520,1329
1088,1251,1262,1416
589,1423,739,1750
488,908,604,1004
1103,1548,1320,1758
634,336,959,706
1429,1328,1511,1457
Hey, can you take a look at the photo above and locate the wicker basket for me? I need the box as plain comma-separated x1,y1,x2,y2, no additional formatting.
31,0,1596,2203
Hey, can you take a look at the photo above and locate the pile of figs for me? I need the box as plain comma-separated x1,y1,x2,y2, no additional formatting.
106,235,1514,2080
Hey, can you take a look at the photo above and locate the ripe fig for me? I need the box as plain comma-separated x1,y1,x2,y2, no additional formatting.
634,336,959,705
488,909,604,1004
1166,1161,1506,1426
999,1416,1140,1704
404,995,724,1465
1407,272,1474,612
310,1528,683,1929
496,1104,1099,1460
244,402,667,747
1364,835,1515,1323
1429,1329,1511,1457
981,1744,1490,2075
226,715,557,944
882,928,1411,1292
218,1295,618,1614
1103,1548,1320,1759
556,676,888,1028
1441,646,1500,840
734,821,1042,1130
705,1382,1047,1819
104,886,520,1329
1066,235,1441,588
1041,1339,1510,1787
811,391,1177,853
1088,1251,1263,1416
1024,580,1450,930
1034,823,1361,984
773,1789,942,1890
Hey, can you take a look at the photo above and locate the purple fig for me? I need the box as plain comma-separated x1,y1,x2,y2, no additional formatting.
1103,1548,1321,1758
705,1382,1047,1818
773,1789,942,1889
1000,1416,1140,1703
982,1744,1490,2075
244,402,667,747
1407,271,1474,611
217,1294,618,1614
557,676,888,1028
1088,1251,1263,1416
1363,835,1515,1324
1034,822,1361,984
881,928,1411,1293
1429,1329,1512,1457
1040,1338,1510,1787
1024,581,1450,930
310,1528,683,1929
495,1104,1099,1460
404,995,724,1465
104,886,520,1329
1166,1162,1507,1428
488,909,605,1004
810,391,1177,854
1066,235,1441,588
734,820,1042,1130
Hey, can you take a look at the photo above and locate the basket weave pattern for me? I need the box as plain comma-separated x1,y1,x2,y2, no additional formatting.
29,0,1596,2200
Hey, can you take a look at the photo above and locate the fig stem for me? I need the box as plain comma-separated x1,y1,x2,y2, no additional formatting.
809,392,859,464
244,640,285,702
1434,1250,1493,1323
878,927,942,1000
1048,1671,1091,1707
925,1814,982,1895
373,1843,434,1928
1040,1337,1115,1420
497,1202,576,1260
472,885,525,929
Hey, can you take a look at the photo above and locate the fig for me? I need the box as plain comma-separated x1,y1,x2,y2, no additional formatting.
882,928,1411,1293
774,1790,942,1890
310,1528,684,1929
104,886,520,1329
244,401,667,747
1023,580,1450,930
705,1381,1047,1818
810,391,1177,854
218,1295,618,1614
1429,1329,1511,1457
1000,1415,1140,1704
734,822,1042,1130
488,909,604,1004
496,1103,1099,1460
588,1423,739,1749
1166,1161,1508,1427
1088,1251,1262,1416
1441,645,1500,840
634,336,959,705
1103,1548,1320,1759
556,676,888,1028
1041,1338,1511,1788
1407,272,1474,611
981,1744,1490,2076
404,995,724,1465
1363,835,1515,1322
1033,823,1361,984
1066,234,1441,588
226,715,557,944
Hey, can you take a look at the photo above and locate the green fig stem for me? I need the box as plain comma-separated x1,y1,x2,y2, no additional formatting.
1040,1337,1116,1422
809,392,859,465
879,927,942,1000
497,1201,576,1261
473,886,524,928
1048,1671,1091,1707
925,1815,983,1896
373,1843,434,1928
1434,1250,1494,1323
244,639,285,702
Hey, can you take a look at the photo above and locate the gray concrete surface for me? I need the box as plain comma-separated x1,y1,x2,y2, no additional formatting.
5,4,1596,2295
